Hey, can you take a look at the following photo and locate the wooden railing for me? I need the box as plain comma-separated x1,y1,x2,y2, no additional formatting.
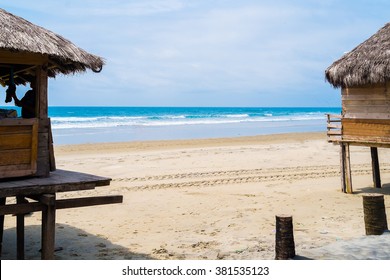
326,114,342,143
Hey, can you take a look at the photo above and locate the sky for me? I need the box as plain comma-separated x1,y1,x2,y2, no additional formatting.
3,0,390,107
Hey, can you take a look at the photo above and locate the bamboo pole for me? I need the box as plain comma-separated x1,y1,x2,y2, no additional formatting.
363,194,388,235
275,215,295,260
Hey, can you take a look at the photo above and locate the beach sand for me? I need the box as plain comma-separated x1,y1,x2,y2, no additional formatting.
2,132,390,260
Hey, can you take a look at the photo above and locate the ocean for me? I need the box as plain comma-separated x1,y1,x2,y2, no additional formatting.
31,107,341,145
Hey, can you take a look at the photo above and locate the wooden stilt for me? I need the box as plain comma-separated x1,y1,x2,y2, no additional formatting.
344,143,353,193
275,215,295,260
340,144,346,193
0,197,5,257
16,196,27,260
48,119,56,172
363,194,388,235
370,147,381,189
41,194,56,260
340,143,353,193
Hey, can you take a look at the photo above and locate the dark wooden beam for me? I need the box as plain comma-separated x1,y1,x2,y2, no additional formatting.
370,147,381,188
16,196,28,260
0,195,123,215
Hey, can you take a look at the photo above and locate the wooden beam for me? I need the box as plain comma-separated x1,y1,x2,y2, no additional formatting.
0,195,123,216
0,50,48,65
0,202,43,215
370,147,381,188
56,195,123,209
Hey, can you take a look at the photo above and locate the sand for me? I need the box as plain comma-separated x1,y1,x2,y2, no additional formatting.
2,131,390,260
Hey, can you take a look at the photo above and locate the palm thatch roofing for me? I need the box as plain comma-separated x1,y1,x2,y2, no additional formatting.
325,22,390,88
0,8,104,85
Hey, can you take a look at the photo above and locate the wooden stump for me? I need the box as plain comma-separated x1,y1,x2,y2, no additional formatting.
275,215,295,260
363,194,388,235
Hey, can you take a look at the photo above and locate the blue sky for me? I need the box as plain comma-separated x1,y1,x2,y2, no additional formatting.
3,0,390,107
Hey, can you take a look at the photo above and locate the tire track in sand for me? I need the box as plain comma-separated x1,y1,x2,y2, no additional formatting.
113,163,390,191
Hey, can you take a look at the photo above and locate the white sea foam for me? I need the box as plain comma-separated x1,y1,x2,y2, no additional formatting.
51,113,327,130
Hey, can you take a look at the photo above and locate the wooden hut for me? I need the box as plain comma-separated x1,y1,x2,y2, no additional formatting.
0,9,122,260
0,8,103,179
325,22,390,193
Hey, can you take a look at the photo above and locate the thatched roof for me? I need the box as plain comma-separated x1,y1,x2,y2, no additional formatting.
325,23,390,88
0,8,104,85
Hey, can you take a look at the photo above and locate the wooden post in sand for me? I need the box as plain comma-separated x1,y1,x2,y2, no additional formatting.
275,215,295,260
363,194,388,235
370,147,381,189
340,143,353,193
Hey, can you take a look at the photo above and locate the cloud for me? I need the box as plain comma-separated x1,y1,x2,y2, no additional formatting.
5,0,390,106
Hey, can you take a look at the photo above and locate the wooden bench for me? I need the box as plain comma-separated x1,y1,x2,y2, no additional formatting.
0,169,123,259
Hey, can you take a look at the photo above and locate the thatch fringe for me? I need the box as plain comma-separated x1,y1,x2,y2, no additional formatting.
326,23,390,88
0,8,104,77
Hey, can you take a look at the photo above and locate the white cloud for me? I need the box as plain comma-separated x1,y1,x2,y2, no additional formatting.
5,0,390,106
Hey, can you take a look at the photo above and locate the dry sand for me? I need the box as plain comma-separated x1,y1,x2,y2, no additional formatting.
2,132,390,260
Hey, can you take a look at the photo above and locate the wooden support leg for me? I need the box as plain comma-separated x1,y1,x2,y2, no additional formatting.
340,143,353,193
16,196,27,260
340,144,346,193
370,147,381,189
0,197,5,257
41,194,56,260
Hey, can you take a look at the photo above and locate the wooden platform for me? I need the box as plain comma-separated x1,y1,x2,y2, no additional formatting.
0,169,123,260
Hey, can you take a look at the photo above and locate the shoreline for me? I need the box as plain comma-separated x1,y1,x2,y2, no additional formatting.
3,131,390,260
54,131,327,152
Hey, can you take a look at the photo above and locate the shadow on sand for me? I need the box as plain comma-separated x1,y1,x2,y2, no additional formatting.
353,183,390,195
1,223,154,260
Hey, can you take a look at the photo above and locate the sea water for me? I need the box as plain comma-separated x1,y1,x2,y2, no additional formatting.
37,107,341,145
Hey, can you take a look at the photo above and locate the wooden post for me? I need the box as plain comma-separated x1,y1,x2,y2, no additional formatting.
340,144,346,193
0,197,5,256
340,143,353,193
35,65,51,177
16,196,27,260
275,215,295,260
363,194,388,235
36,64,48,119
370,147,381,189
41,194,56,260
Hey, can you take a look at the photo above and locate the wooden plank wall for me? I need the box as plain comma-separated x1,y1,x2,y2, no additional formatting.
342,84,390,119
342,119,390,143
0,119,38,178
342,84,390,144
